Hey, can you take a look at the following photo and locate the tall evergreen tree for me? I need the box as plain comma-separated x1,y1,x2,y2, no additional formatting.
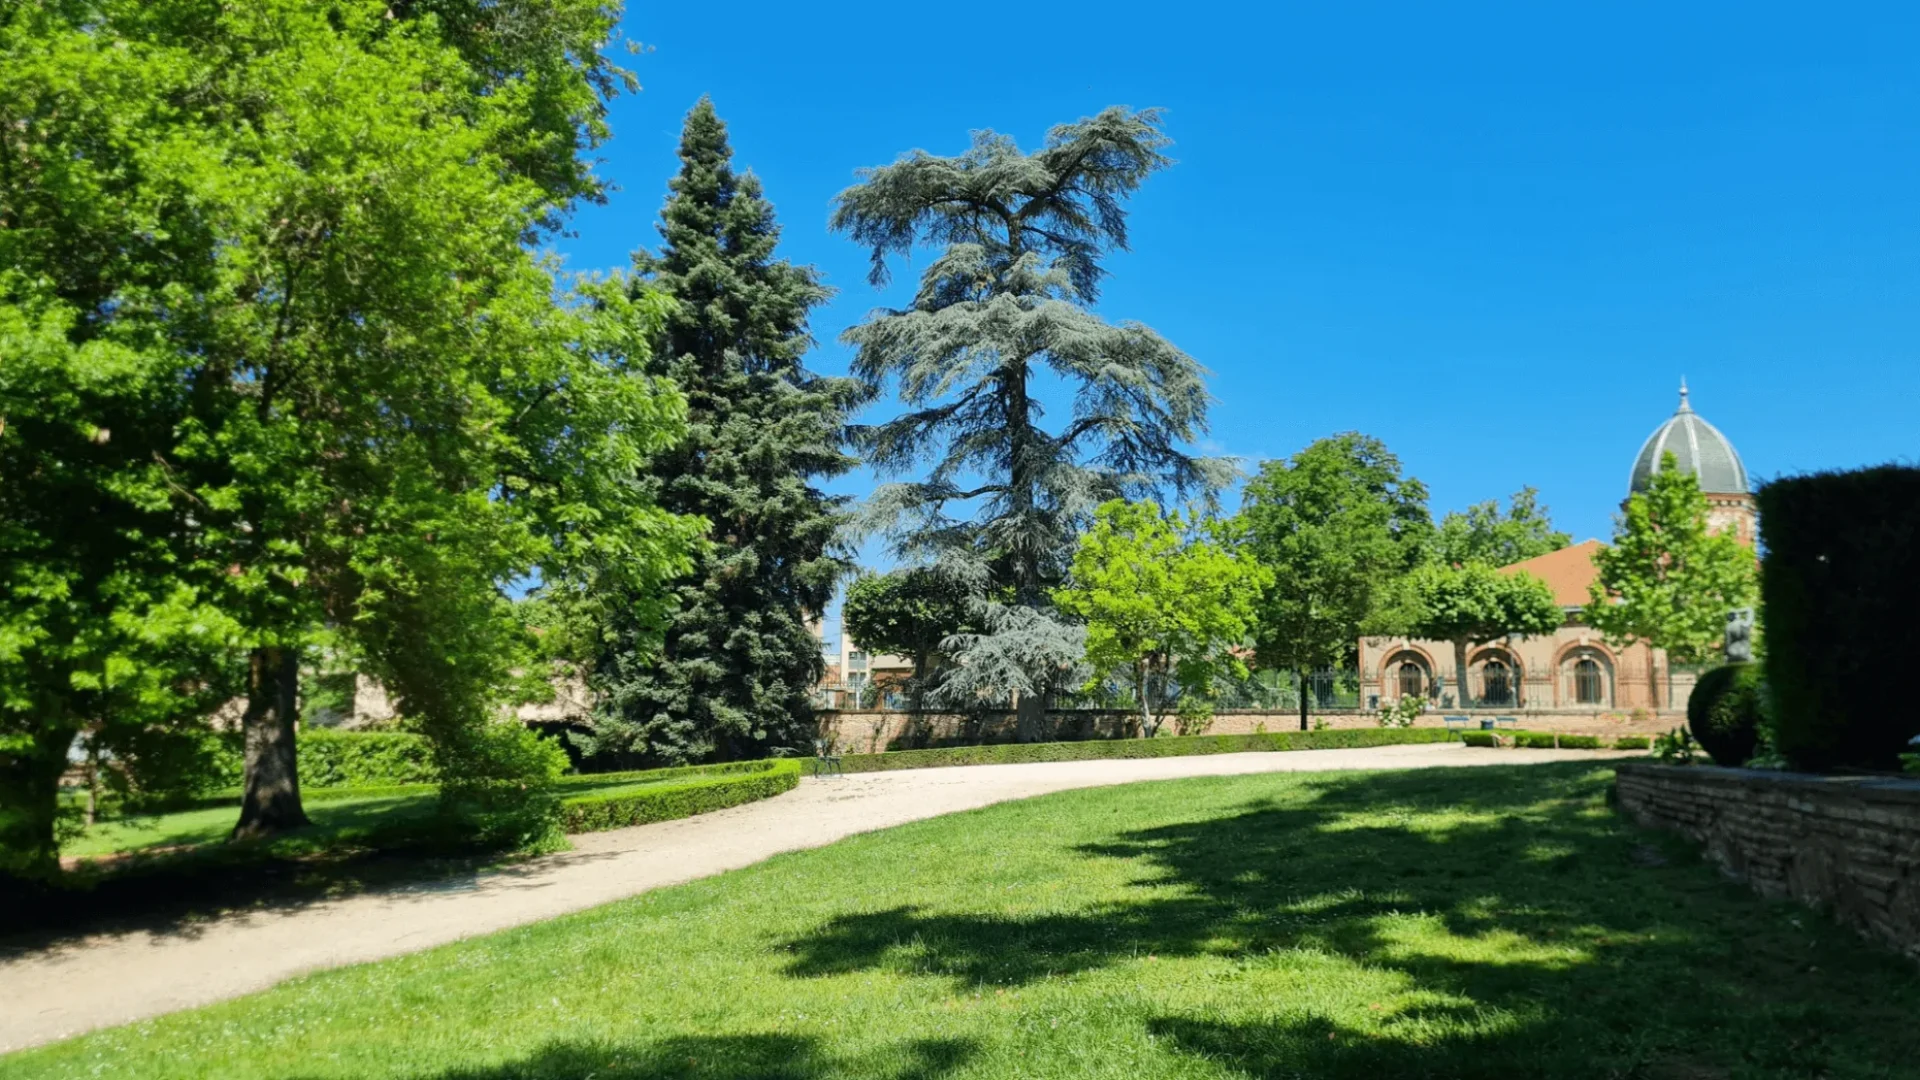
832,107,1226,737
584,99,862,764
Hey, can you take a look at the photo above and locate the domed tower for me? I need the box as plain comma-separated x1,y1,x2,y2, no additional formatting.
1628,380,1756,547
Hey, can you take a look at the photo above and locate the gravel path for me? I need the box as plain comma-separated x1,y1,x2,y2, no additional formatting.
0,743,1625,1051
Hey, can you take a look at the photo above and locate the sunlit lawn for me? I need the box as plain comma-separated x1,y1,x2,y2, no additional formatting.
14,762,1917,1078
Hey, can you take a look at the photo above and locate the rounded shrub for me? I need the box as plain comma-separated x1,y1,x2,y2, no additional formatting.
1687,663,1766,766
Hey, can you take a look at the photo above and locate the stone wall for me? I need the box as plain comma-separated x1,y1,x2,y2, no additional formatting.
1614,762,1920,960
820,708,1681,755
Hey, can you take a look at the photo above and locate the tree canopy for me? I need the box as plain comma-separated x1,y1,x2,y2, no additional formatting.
1238,434,1432,729
1054,501,1268,736
1586,452,1758,667
831,107,1226,736
842,569,978,711
580,98,861,764
1404,563,1564,708
1435,487,1571,568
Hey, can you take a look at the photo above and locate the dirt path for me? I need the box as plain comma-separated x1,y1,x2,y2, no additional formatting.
0,744,1626,1052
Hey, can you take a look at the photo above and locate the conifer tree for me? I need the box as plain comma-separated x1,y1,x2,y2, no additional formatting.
584,99,862,764
832,107,1226,737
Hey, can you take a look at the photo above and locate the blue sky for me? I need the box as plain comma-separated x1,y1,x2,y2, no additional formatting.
555,1,1918,571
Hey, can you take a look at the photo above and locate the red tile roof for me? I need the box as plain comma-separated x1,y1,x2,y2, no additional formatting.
1499,539,1604,607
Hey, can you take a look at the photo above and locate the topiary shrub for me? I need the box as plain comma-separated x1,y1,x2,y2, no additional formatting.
1459,732,1499,748
1556,734,1602,750
1613,735,1651,751
1760,466,1920,770
1687,663,1765,766
1513,732,1559,749
559,760,800,833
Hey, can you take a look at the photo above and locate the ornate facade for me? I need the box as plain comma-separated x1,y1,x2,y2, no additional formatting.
1360,383,1755,714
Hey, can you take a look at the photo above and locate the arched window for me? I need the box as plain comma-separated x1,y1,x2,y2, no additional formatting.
1397,661,1425,700
1481,659,1514,706
1574,658,1604,704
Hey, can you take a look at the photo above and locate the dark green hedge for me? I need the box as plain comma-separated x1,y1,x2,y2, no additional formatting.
1514,732,1559,749
1687,663,1765,766
835,728,1455,774
299,730,439,787
558,760,801,834
1556,734,1602,750
1460,732,1499,748
1759,466,1920,771
1613,736,1651,751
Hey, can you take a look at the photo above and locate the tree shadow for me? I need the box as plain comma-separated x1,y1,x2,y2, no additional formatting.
781,763,1920,1076
285,1033,976,1080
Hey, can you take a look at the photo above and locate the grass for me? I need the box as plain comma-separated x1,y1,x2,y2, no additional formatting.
63,774,709,861
11,762,1917,1079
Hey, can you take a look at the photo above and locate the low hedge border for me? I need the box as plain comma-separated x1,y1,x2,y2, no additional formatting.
834,728,1457,774
559,759,801,834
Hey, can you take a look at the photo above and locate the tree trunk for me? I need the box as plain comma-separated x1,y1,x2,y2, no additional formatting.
232,646,309,841
1296,667,1309,732
0,726,74,885
1454,639,1471,711
1139,662,1155,738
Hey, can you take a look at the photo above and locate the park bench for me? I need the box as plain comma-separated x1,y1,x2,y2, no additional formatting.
812,739,844,779
1443,715,1473,734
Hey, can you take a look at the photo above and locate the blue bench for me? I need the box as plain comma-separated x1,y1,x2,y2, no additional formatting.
1443,715,1473,733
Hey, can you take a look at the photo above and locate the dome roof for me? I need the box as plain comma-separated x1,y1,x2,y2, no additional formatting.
1629,381,1749,495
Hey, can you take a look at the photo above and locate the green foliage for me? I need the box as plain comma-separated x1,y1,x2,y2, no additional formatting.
1054,501,1269,736
832,108,1223,725
557,760,801,833
1686,663,1766,767
1378,696,1425,729
841,568,979,708
1459,732,1500,747
1403,563,1563,707
1555,734,1602,750
836,728,1454,773
1514,732,1559,749
1758,465,1920,772
1586,452,1758,665
1652,727,1700,765
297,731,440,789
1240,434,1433,686
585,99,857,767
1435,487,1570,568
0,0,697,866
1613,736,1652,751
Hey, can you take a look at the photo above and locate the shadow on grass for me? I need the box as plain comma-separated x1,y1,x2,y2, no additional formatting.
783,763,1920,1077
290,1033,976,1080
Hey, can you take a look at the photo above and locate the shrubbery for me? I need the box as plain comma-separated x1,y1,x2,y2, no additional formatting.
1687,663,1765,766
836,728,1454,773
1514,732,1559,749
1556,734,1602,750
1613,736,1651,751
1459,732,1499,748
1759,466,1920,770
559,760,800,833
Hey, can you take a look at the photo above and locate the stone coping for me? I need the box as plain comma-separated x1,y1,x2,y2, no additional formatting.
1615,760,1920,806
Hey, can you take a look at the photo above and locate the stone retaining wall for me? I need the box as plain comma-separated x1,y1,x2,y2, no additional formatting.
1614,762,1920,960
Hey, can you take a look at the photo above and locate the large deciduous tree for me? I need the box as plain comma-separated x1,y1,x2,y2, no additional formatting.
581,99,862,765
1586,452,1758,694
0,0,698,873
1435,487,1570,568
1404,563,1564,708
832,107,1226,739
1239,434,1432,730
1054,501,1268,737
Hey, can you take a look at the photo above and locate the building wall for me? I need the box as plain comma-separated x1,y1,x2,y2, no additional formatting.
1359,625,1684,713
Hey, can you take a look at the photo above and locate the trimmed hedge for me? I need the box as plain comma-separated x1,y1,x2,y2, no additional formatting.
1460,732,1499,748
1760,465,1920,771
1556,734,1602,750
1687,663,1765,766
1514,732,1559,750
299,730,439,787
836,728,1456,774
559,760,801,834
1613,736,1651,751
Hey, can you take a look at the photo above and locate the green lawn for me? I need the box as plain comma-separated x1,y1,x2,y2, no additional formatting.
64,776,685,860
13,762,1917,1078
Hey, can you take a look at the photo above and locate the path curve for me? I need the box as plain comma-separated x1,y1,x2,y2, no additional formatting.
0,743,1625,1051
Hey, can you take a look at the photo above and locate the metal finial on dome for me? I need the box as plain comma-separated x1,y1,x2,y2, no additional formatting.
1677,377,1691,413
